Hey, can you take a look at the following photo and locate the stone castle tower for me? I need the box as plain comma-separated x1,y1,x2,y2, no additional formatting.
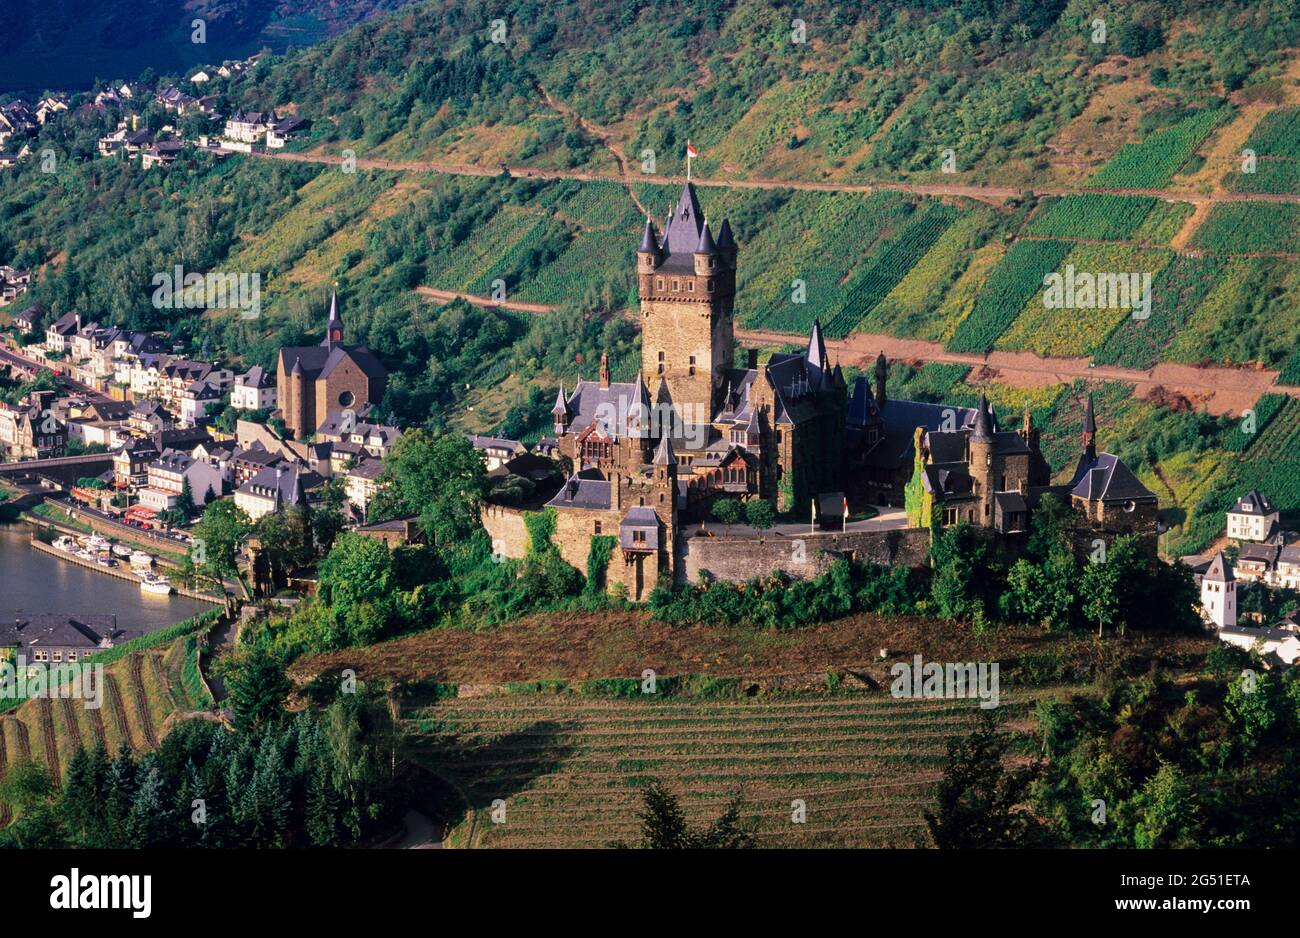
637,183,737,420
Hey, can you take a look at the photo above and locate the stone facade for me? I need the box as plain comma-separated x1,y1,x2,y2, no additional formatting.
682,527,931,584
276,292,387,438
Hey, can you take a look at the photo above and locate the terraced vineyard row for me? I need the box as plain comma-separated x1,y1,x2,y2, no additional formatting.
406,691,1052,849
1027,194,1157,240
946,239,1071,353
1089,108,1226,189
823,203,960,339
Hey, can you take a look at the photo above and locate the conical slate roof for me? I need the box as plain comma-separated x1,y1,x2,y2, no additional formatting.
662,182,705,255
653,432,676,466
551,384,568,416
696,219,717,254
716,218,734,251
1083,393,1097,435
806,319,829,389
639,217,659,253
970,393,994,441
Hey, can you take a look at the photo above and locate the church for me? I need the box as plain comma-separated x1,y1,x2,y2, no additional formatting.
276,292,388,438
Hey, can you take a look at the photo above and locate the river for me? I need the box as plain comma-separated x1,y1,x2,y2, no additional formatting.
0,524,211,634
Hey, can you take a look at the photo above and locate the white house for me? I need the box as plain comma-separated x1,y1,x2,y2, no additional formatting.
45,311,80,353
138,449,223,511
235,464,311,521
1200,551,1237,629
178,378,224,426
1218,625,1300,666
190,71,211,84
232,365,277,411
1227,490,1280,543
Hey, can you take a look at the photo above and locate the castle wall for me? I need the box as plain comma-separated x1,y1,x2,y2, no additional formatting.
482,503,529,559
681,527,931,584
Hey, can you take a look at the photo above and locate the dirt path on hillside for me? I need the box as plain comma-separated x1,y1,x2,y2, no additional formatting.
251,149,1300,206
737,328,1291,416
413,287,1292,414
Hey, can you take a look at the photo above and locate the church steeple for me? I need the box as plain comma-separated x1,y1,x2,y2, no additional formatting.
322,290,344,348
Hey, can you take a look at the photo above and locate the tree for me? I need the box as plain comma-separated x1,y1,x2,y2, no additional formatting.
744,498,775,533
622,782,755,849
369,430,488,544
184,498,252,587
225,653,291,733
712,498,741,534
176,476,195,517
926,713,1040,848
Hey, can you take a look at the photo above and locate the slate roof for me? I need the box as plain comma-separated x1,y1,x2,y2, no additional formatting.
547,471,612,510
237,365,274,389
0,614,140,651
1204,551,1233,583
619,506,661,550
563,379,650,438
1068,451,1156,503
1232,490,1277,514
237,464,315,507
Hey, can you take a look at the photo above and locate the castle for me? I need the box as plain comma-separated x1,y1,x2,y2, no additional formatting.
276,292,388,438
498,182,1159,597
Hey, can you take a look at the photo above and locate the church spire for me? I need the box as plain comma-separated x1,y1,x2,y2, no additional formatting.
323,289,344,348
1082,393,1097,459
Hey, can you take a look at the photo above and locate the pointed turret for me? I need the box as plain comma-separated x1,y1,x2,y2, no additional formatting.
599,351,611,389
291,355,303,377
716,218,734,251
552,384,570,434
653,432,676,466
639,216,659,254
1082,393,1097,459
696,219,717,254
970,393,994,441
874,350,888,407
806,319,829,390
662,181,704,255
832,361,846,390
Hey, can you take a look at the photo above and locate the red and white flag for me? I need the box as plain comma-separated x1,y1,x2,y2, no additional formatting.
843,496,849,524
685,141,698,158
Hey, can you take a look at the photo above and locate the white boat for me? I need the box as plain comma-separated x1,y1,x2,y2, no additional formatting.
52,536,76,552
112,544,133,558
130,551,153,568
86,535,111,552
96,555,116,568
74,549,94,561
139,575,173,595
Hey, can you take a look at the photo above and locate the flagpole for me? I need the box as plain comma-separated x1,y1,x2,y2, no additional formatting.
686,139,693,181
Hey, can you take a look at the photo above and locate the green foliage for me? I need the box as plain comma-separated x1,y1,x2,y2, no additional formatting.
524,506,557,557
1090,108,1226,188
224,651,292,734
743,498,776,532
650,559,927,629
370,429,489,544
1027,195,1157,240
585,534,617,594
618,782,755,849
925,713,1040,848
947,239,1071,353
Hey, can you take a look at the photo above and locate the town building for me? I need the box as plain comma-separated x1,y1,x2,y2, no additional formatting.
232,366,277,411
235,464,314,521
1227,490,1280,543
0,614,140,664
1200,551,1237,629
137,449,223,511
